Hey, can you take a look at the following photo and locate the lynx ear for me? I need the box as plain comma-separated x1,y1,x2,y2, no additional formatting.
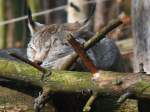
28,22,44,36
27,6,44,36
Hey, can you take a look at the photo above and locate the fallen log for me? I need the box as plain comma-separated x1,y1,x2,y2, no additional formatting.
0,58,150,100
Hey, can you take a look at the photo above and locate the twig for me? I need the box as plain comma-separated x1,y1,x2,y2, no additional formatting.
8,52,47,73
84,19,123,50
117,92,132,104
61,19,123,70
34,91,50,112
67,34,98,74
67,34,99,112
83,92,98,112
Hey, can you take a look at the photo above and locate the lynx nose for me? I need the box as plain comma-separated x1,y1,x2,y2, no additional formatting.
34,60,42,65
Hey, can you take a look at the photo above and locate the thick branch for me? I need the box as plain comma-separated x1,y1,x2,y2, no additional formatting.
0,59,150,100
8,52,47,73
67,34,98,74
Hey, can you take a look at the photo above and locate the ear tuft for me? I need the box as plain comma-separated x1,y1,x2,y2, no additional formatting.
27,6,35,28
27,6,36,36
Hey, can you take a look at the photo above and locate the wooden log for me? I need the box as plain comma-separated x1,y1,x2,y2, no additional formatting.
0,58,150,100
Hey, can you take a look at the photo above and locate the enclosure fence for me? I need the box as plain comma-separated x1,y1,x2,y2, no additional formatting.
0,0,98,26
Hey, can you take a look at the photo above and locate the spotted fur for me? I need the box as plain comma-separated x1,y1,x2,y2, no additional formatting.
27,7,121,71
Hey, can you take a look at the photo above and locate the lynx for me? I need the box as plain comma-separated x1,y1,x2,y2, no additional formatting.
27,7,121,71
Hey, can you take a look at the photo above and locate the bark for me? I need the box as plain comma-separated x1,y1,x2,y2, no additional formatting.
53,0,67,24
132,0,150,73
132,0,150,111
0,58,150,100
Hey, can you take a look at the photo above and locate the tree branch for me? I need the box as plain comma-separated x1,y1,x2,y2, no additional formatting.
0,58,150,100
66,34,98,74
8,52,47,73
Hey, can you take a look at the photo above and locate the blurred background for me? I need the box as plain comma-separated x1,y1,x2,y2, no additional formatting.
0,0,131,49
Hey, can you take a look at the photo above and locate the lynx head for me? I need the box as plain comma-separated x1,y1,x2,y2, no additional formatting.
27,7,68,66
27,22,72,65
26,6,94,67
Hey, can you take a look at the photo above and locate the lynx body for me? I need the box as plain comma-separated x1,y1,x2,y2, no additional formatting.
27,8,121,71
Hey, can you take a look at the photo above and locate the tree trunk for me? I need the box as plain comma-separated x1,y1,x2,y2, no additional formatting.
0,58,150,111
6,0,14,48
0,0,7,48
42,0,66,24
94,0,113,32
42,0,51,24
13,0,26,48
1,0,27,48
132,0,150,111
67,0,89,23
132,0,150,73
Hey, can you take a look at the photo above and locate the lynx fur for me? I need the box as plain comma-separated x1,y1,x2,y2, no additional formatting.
27,8,121,71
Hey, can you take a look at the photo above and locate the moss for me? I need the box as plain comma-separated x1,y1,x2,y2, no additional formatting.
0,59,42,86
45,70,96,92
117,99,138,112
0,58,150,112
